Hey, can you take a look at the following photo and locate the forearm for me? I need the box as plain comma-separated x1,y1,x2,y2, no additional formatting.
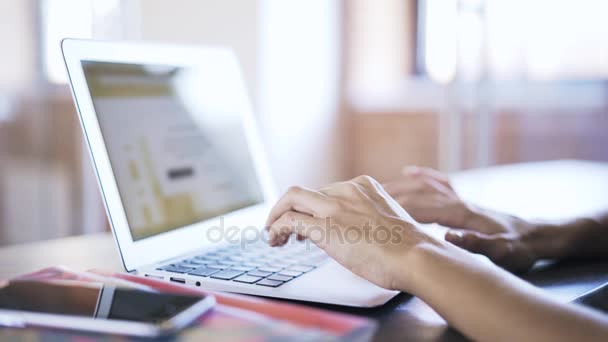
405,242,608,342
553,212,608,259
523,214,608,260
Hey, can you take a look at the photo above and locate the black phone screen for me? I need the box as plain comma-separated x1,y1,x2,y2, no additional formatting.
0,280,205,323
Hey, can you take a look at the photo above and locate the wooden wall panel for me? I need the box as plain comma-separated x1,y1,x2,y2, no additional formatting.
493,110,608,165
0,94,85,244
348,109,608,183
349,111,439,182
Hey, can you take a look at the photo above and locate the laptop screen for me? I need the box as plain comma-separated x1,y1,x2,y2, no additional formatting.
81,61,264,241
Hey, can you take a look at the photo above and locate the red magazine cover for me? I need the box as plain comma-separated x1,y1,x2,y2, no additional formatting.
4,266,376,341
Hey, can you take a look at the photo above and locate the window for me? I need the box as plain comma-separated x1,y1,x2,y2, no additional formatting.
347,0,608,95
41,0,124,84
346,0,417,95
422,0,608,82
40,0,94,84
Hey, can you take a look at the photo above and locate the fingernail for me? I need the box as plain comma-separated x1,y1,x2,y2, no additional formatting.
446,231,463,243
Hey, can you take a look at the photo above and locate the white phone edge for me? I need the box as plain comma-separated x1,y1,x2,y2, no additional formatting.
0,294,216,337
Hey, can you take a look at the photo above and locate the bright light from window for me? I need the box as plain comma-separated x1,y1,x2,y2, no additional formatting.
424,0,608,82
348,0,410,94
522,0,608,80
42,0,93,84
424,0,457,84
93,0,120,17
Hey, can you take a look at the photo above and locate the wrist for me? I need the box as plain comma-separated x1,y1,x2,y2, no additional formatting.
397,238,459,294
406,238,497,298
526,218,601,260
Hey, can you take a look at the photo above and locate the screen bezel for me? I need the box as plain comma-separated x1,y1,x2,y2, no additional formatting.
61,39,277,272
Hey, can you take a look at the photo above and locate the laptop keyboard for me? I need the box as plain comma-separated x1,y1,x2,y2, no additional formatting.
157,242,327,288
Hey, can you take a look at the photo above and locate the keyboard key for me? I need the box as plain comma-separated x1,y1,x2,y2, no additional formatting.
229,256,247,262
177,262,202,268
256,256,276,261
268,255,288,261
158,265,194,274
188,266,219,277
267,274,293,282
256,279,283,287
247,270,272,278
183,259,206,265
243,261,265,267
258,266,282,273
279,270,303,277
192,258,216,265
230,265,255,272
288,265,315,273
211,270,245,280
209,252,229,258
240,252,261,258
207,264,228,270
196,255,222,261
290,258,307,264
233,275,263,284
266,262,290,269
218,260,240,266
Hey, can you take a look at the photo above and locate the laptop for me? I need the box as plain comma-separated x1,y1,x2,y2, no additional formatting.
62,39,398,307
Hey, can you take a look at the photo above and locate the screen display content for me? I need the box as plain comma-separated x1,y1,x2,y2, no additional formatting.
81,61,264,240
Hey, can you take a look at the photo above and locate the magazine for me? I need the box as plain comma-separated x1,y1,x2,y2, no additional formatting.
1,266,376,341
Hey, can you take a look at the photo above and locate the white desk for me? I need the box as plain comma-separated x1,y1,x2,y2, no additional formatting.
452,160,608,220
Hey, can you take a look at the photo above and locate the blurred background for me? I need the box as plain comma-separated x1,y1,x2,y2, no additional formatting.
1,0,607,245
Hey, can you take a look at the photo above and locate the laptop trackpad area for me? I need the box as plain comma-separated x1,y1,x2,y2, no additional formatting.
278,260,399,307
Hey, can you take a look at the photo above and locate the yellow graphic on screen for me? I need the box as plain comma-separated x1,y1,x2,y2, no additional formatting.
125,138,259,240
126,138,199,239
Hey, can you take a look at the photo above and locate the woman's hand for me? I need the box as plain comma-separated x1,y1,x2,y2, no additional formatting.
265,174,608,342
384,166,539,272
265,175,445,292
383,166,473,229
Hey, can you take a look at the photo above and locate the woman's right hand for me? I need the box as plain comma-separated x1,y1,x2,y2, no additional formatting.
264,175,446,293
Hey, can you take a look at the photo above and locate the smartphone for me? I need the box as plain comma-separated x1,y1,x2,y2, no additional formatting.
0,280,215,337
